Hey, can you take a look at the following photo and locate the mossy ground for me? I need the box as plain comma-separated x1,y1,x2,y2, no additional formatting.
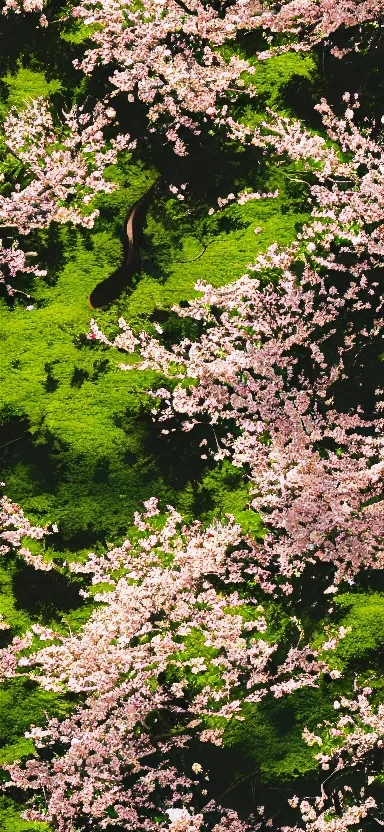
0,25,383,828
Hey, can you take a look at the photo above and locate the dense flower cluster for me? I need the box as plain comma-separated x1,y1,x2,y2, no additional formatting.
1,97,134,234
6,0,383,70
0,491,56,570
0,500,348,830
0,97,135,293
0,240,46,296
257,0,384,60
1,0,43,14
69,0,260,154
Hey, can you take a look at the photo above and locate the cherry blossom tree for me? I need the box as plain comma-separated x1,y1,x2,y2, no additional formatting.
0,0,383,819
90,99,384,593
0,500,346,831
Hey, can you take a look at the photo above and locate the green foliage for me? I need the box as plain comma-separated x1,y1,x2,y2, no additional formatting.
193,461,265,533
223,687,335,783
0,562,32,635
333,593,384,672
242,52,319,119
4,67,62,109
220,593,384,786
0,678,69,761
0,796,49,832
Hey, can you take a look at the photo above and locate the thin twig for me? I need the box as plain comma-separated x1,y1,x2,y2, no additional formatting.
174,239,216,263
0,434,27,452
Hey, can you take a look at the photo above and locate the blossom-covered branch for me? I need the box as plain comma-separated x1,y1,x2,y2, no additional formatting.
0,97,135,234
0,96,135,293
1,500,345,830
257,0,384,60
0,492,56,570
0,240,47,296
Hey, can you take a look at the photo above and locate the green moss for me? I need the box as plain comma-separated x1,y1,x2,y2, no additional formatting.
0,563,32,635
333,593,384,670
0,678,69,753
0,737,36,766
0,796,49,832
223,687,335,783
0,132,303,545
244,52,318,116
4,67,61,108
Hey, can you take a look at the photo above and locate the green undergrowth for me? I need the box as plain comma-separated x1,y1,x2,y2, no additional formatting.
4,67,62,109
0,678,70,766
0,795,49,832
332,592,384,673
0,76,305,545
223,686,335,783
220,590,384,800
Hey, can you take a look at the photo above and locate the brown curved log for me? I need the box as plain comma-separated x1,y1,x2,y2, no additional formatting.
87,179,160,310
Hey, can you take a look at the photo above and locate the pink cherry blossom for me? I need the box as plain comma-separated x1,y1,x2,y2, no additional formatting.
0,241,46,297
0,493,56,571
1,97,135,234
1,502,345,830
